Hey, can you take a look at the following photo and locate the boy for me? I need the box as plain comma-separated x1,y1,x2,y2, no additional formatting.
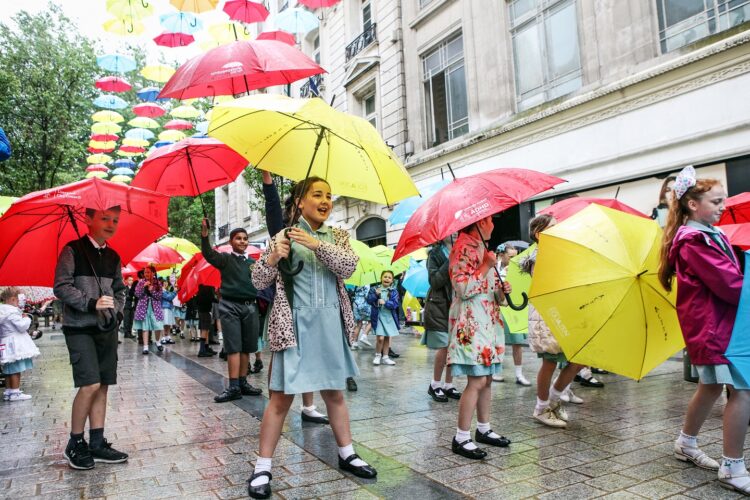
201,220,262,402
53,207,128,470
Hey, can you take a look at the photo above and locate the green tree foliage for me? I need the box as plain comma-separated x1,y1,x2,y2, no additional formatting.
167,192,215,244
243,167,294,220
0,6,98,195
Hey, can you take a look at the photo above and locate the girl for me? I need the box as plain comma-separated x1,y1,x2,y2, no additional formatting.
367,271,400,366
521,214,583,429
448,215,512,459
0,287,40,401
134,266,164,355
351,285,372,348
160,278,177,345
657,166,747,493
249,177,376,499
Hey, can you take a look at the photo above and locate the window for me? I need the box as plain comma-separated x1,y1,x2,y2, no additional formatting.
313,34,320,64
363,92,377,128
657,0,750,52
422,33,468,147
509,0,582,110
362,0,372,32
419,0,435,8
356,217,386,247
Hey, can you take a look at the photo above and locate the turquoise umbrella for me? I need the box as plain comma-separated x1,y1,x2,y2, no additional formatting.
160,12,203,34
724,251,750,386
94,95,128,110
273,7,318,34
112,167,135,176
125,128,155,141
97,53,136,73
389,179,451,225
402,259,429,298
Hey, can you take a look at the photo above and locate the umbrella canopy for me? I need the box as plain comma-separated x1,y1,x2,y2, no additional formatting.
95,76,132,93
106,0,154,19
127,242,185,271
112,159,136,168
720,192,750,224
164,119,194,130
112,167,135,176
529,204,682,380
154,32,196,47
273,7,319,34
94,95,128,110
131,137,249,197
158,236,200,255
725,251,750,386
223,0,269,23
122,138,150,148
208,94,418,206
140,64,176,83
170,105,202,119
128,116,160,129
402,259,429,298
207,21,254,43
299,0,341,7
504,245,534,335
92,110,125,123
87,153,113,164
97,53,136,73
154,140,175,149
88,140,117,151
125,128,155,141
86,171,109,179
158,40,324,100
102,18,146,36
91,122,122,135
133,102,166,118
86,164,110,173
0,178,169,286
256,30,296,45
719,224,750,250
91,133,119,142
538,197,649,222
170,0,219,13
388,179,451,225
160,12,203,34
159,130,187,142
393,168,566,261
136,87,162,102
110,175,132,183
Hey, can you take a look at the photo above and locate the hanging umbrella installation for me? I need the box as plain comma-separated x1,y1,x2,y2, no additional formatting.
207,21,253,43
95,76,132,93
133,103,166,118
112,167,136,176
112,159,137,169
91,133,119,142
273,7,319,34
160,12,203,33
299,0,341,7
92,110,125,123
164,119,193,130
141,65,176,83
159,130,187,142
106,0,155,20
97,53,136,73
170,0,219,13
126,128,155,141
94,95,129,110
154,32,196,48
86,164,110,173
87,154,113,164
102,17,146,36
92,122,122,135
86,171,109,179
110,175,133,183
170,105,202,119
223,0,269,23
128,116,160,129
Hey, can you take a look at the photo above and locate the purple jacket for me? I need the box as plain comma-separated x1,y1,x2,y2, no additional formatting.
134,279,164,322
668,225,743,365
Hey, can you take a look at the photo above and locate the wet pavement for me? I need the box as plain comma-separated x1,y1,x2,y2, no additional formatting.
1,327,746,499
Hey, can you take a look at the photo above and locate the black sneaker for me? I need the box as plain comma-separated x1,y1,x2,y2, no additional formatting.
346,377,358,392
90,439,128,463
214,386,242,403
388,348,400,359
240,380,262,396
64,438,95,470
197,350,214,358
252,359,263,373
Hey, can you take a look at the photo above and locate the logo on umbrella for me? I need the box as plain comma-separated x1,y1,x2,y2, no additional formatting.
211,61,245,77
43,190,82,200
454,198,491,220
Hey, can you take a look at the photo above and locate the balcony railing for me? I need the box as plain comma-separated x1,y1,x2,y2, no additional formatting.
218,223,229,240
345,23,377,62
300,74,324,98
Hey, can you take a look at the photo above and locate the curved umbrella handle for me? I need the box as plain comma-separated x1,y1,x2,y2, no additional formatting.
127,19,134,34
505,291,529,311
141,0,149,8
244,25,251,36
278,228,304,277
190,16,197,28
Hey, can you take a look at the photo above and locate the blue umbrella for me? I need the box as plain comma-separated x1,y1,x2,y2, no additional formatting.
94,95,128,110
195,121,209,134
112,159,136,169
389,179,451,225
160,12,203,34
111,167,135,176
724,251,750,386
153,140,174,149
136,86,161,102
97,53,136,74
125,128,155,141
402,259,430,298
274,8,319,34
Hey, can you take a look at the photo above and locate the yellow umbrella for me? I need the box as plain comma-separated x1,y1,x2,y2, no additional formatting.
102,17,146,36
92,110,124,123
208,22,253,43
122,138,150,148
0,196,19,216
402,291,424,332
110,175,132,183
170,0,219,13
170,105,201,119
140,65,176,83
87,154,112,164
158,130,187,142
345,240,382,287
86,171,109,179
504,245,534,335
208,94,419,205
106,0,154,19
158,237,200,255
529,204,683,380
91,122,122,135
88,140,117,150
128,116,160,129
116,150,142,157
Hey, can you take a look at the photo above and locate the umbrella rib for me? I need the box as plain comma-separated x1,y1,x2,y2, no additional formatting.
254,121,318,170
357,137,391,205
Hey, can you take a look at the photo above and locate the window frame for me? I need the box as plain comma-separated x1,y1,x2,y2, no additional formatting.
656,0,750,53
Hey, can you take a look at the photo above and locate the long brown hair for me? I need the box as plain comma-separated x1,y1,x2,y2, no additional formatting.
657,178,721,291
529,214,554,243
657,176,676,206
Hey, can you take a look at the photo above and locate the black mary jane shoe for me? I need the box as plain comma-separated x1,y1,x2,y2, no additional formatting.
247,471,272,499
575,375,604,388
346,377,358,392
338,453,377,479
591,367,609,374
475,429,511,447
301,412,329,424
443,387,462,400
428,385,448,402
452,437,487,460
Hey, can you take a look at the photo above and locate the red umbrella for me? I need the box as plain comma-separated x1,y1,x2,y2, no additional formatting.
95,76,132,93
256,30,296,46
0,178,170,286
86,164,110,172
158,40,324,100
91,133,119,142
223,0,269,23
133,103,166,118
88,146,115,154
120,145,147,154
164,119,194,130
177,244,262,302
718,224,750,250
298,0,341,7
122,263,139,279
131,137,249,217
720,192,750,224
154,32,196,48
128,242,185,271
393,168,566,261
538,197,648,222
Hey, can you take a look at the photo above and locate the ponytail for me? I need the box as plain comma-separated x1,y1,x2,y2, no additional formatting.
657,178,721,291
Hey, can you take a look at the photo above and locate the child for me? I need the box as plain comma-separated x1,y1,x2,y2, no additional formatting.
657,166,747,493
521,214,583,429
367,271,400,366
249,177,376,499
448,215,512,459
351,285,372,349
53,206,128,470
134,266,164,355
0,287,40,401
160,278,177,344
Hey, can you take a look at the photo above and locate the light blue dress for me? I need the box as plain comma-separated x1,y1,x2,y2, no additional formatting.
269,218,359,394
134,302,163,331
374,289,400,337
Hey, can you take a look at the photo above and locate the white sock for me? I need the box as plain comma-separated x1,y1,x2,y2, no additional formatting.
251,457,272,487
721,456,746,475
549,386,564,403
431,380,442,390
338,443,367,466
477,421,501,439
677,431,698,448
374,353,381,358
579,367,592,379
455,428,477,450
301,405,325,418
443,383,454,390
514,365,523,378
535,397,549,413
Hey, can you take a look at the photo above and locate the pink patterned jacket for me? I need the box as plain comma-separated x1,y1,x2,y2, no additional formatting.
251,227,359,352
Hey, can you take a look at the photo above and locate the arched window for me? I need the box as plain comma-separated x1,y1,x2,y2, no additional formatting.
356,217,386,247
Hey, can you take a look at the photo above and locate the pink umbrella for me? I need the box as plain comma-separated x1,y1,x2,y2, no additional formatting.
718,224,750,250
128,242,184,271
538,197,649,222
88,146,115,154
223,0,269,23
90,133,119,142
120,145,147,154
154,32,196,48
298,0,341,7
256,30,296,46
164,119,194,130
86,164,109,172
95,76,132,93
133,103,166,118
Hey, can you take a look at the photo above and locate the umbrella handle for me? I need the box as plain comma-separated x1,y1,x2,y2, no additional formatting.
141,0,149,8
278,228,304,277
190,16,197,28
505,291,529,311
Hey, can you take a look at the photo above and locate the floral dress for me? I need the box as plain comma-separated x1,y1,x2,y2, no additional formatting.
447,231,505,377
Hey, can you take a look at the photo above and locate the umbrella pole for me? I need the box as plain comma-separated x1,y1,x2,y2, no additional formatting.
185,149,209,228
